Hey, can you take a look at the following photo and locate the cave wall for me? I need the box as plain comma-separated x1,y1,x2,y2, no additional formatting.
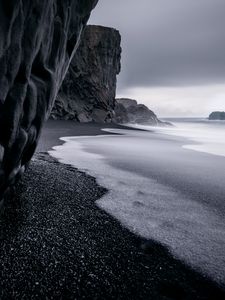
0,0,98,206
51,25,121,123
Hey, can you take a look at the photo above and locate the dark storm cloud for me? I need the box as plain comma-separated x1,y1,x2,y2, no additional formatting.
89,0,225,90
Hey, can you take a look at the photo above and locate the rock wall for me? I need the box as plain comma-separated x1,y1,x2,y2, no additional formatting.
0,0,98,206
51,25,121,123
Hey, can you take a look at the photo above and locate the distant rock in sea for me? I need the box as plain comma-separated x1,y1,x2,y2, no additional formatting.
114,98,171,126
208,111,225,120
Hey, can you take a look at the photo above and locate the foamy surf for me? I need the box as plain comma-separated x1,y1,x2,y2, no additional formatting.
131,119,225,157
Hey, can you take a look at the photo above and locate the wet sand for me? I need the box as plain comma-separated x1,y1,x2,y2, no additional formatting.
49,127,225,283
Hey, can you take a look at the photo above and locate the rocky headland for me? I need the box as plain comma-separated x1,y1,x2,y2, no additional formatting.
51,25,169,127
114,98,169,126
209,111,225,120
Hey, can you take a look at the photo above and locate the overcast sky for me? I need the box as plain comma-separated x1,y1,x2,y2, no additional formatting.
89,0,225,117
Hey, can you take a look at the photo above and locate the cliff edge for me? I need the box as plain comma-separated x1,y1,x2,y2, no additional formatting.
51,25,121,122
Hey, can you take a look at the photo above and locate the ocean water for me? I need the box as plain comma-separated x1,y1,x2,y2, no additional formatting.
133,118,225,157
49,119,225,283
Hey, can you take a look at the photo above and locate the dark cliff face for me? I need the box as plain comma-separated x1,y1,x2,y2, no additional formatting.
51,25,121,123
209,111,225,120
0,0,98,205
115,98,164,125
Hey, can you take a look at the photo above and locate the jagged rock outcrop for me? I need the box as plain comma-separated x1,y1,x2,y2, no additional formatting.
51,25,121,122
0,0,98,206
115,98,169,126
209,111,225,120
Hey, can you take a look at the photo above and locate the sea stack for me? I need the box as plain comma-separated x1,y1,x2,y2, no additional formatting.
0,1,98,206
51,25,122,122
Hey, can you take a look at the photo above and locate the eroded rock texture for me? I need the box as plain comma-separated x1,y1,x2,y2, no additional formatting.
51,25,121,122
0,0,98,205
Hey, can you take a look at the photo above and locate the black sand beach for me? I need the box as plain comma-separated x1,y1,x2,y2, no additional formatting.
0,120,225,299
37,120,137,153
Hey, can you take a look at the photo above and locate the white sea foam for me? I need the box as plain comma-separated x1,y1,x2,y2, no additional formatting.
131,120,225,157
49,128,225,283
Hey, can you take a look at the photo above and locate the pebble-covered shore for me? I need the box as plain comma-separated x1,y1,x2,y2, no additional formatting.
0,153,224,299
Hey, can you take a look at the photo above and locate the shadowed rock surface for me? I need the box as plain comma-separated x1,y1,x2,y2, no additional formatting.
0,0,98,205
115,98,170,126
51,25,121,123
209,111,225,120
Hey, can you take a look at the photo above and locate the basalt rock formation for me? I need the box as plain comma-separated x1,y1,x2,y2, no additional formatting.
115,98,169,126
0,0,98,207
51,25,121,122
209,111,225,120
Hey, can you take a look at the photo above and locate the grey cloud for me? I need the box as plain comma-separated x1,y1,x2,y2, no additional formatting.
89,0,225,91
